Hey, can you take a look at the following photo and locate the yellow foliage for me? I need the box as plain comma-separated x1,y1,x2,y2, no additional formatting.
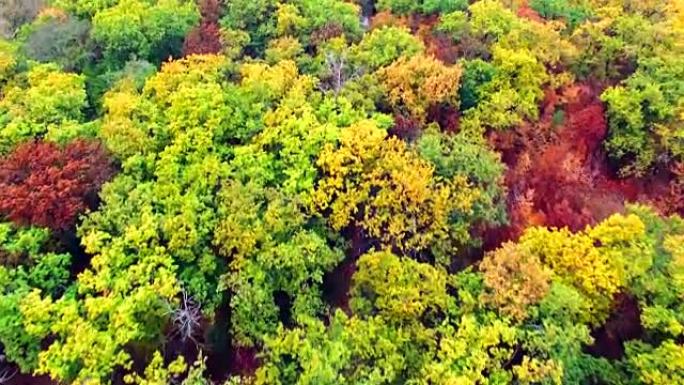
378,54,461,122
480,242,552,322
313,120,477,258
124,351,186,385
351,250,450,320
276,3,306,36
420,315,518,385
143,54,228,104
587,213,652,282
240,59,301,99
513,357,563,385
265,36,304,64
521,226,621,322
0,40,16,82
506,213,650,324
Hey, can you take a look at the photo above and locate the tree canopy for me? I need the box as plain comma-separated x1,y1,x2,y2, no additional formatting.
0,1,683,385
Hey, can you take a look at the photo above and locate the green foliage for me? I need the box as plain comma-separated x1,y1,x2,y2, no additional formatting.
220,0,277,55
376,0,468,15
0,222,70,372
91,0,199,67
626,340,684,385
215,182,344,346
458,59,497,111
1,2,684,385
530,0,593,29
602,55,684,176
350,250,450,321
123,351,186,385
20,13,92,71
416,126,507,227
353,26,424,70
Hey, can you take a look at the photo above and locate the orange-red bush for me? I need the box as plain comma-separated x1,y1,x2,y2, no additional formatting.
0,140,115,230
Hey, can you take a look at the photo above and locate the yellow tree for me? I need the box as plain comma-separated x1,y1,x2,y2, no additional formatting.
378,54,461,124
480,242,553,322
313,120,477,263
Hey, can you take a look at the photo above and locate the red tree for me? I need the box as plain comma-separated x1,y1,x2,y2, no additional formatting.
0,140,115,231
486,83,622,246
183,0,222,56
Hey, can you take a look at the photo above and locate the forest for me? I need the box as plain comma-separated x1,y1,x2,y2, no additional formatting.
0,0,683,384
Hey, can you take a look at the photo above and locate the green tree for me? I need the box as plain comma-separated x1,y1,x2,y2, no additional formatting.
91,0,198,67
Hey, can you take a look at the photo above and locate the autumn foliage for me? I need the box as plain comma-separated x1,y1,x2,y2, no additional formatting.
2,1,684,384
182,0,222,55
0,140,115,230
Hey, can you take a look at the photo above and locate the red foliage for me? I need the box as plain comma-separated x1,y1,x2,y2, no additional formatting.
183,22,222,55
197,0,221,22
369,11,409,30
389,114,421,141
487,83,628,245
426,103,460,133
516,0,544,23
229,346,259,377
183,0,222,56
0,140,115,231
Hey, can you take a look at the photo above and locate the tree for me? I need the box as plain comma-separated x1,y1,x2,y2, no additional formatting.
91,0,199,68
21,12,92,71
416,126,507,229
461,46,548,132
313,120,478,263
376,0,468,15
480,242,552,321
378,54,461,124
0,222,70,372
0,38,17,82
350,250,451,322
214,181,344,346
0,139,115,231
0,63,87,153
601,55,684,176
353,26,424,71
182,0,222,56
0,0,42,38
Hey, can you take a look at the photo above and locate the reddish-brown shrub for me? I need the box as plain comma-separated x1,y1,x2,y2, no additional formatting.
183,22,222,55
198,0,221,23
426,104,460,133
0,140,115,230
389,114,421,141
183,0,222,56
369,11,408,30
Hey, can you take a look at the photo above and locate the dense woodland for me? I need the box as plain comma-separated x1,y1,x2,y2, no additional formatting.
0,0,683,384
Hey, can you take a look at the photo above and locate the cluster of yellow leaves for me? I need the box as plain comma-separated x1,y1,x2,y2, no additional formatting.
480,242,552,321
143,54,228,104
513,357,563,385
485,213,650,324
102,54,232,158
240,59,315,104
351,250,450,321
0,40,16,82
378,54,461,122
313,120,477,258
420,315,518,385
123,351,186,385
